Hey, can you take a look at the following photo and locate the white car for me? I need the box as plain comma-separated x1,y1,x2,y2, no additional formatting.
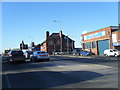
30,51,50,61
104,49,120,57
24,51,33,59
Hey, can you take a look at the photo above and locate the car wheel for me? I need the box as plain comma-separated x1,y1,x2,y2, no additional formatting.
33,58,36,61
23,60,26,63
47,58,50,61
30,58,32,61
104,54,106,56
8,60,12,64
105,54,108,57
30,58,34,62
114,53,118,57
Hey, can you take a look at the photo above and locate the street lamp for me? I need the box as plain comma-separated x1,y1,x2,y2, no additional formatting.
54,20,62,52
54,20,62,30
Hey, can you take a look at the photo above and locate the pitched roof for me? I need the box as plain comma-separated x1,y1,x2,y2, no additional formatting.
41,32,75,44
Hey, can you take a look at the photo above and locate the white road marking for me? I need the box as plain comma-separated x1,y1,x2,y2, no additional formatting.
57,66,64,67
4,73,11,88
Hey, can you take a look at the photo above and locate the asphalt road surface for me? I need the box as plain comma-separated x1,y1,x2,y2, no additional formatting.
2,56,119,88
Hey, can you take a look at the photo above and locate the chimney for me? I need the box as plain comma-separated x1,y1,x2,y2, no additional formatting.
59,30,62,38
46,31,49,39
31,42,35,47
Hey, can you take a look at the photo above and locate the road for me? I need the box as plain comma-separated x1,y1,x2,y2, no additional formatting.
2,55,119,88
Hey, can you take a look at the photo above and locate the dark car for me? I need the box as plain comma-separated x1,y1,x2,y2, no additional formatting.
72,48,82,56
7,50,25,63
80,50,94,56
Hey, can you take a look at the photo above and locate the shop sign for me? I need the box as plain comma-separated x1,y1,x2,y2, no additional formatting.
112,42,120,46
84,31,105,40
112,34,117,43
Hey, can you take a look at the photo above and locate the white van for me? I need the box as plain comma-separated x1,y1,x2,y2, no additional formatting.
104,49,120,57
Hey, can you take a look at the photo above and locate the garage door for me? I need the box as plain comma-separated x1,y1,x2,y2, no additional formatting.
98,40,109,55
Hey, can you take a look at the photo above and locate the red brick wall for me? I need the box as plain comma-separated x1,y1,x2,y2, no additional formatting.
41,37,74,54
112,30,120,49
41,42,47,52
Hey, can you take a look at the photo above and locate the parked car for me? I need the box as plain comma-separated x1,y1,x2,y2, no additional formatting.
72,48,82,56
54,52,60,55
7,50,25,63
104,49,120,57
79,50,94,56
30,51,50,61
54,52,64,55
24,51,33,59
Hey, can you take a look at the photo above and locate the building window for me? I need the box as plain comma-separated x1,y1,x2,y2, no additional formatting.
56,41,60,45
83,43,87,49
41,47,46,49
83,42,91,49
49,41,53,45
92,41,96,48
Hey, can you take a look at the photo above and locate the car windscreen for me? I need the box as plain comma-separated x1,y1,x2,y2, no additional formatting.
26,51,33,54
82,51,87,52
11,51,23,55
113,50,118,52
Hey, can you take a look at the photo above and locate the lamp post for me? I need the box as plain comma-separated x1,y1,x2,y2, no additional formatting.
54,20,62,30
54,20,62,52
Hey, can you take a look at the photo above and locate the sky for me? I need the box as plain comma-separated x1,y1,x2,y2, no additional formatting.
2,2,118,53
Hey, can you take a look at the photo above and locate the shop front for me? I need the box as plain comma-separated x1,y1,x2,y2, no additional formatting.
81,26,120,55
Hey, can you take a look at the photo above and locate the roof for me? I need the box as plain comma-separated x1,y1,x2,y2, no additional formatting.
41,32,75,44
81,25,120,36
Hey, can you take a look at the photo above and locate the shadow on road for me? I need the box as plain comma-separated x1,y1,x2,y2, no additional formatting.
2,70,104,88
2,61,56,72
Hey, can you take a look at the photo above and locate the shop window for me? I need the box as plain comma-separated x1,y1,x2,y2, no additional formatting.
92,41,96,48
83,42,91,49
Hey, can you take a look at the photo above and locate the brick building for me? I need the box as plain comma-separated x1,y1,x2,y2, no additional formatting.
41,31,75,54
81,25,120,55
33,44,41,51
